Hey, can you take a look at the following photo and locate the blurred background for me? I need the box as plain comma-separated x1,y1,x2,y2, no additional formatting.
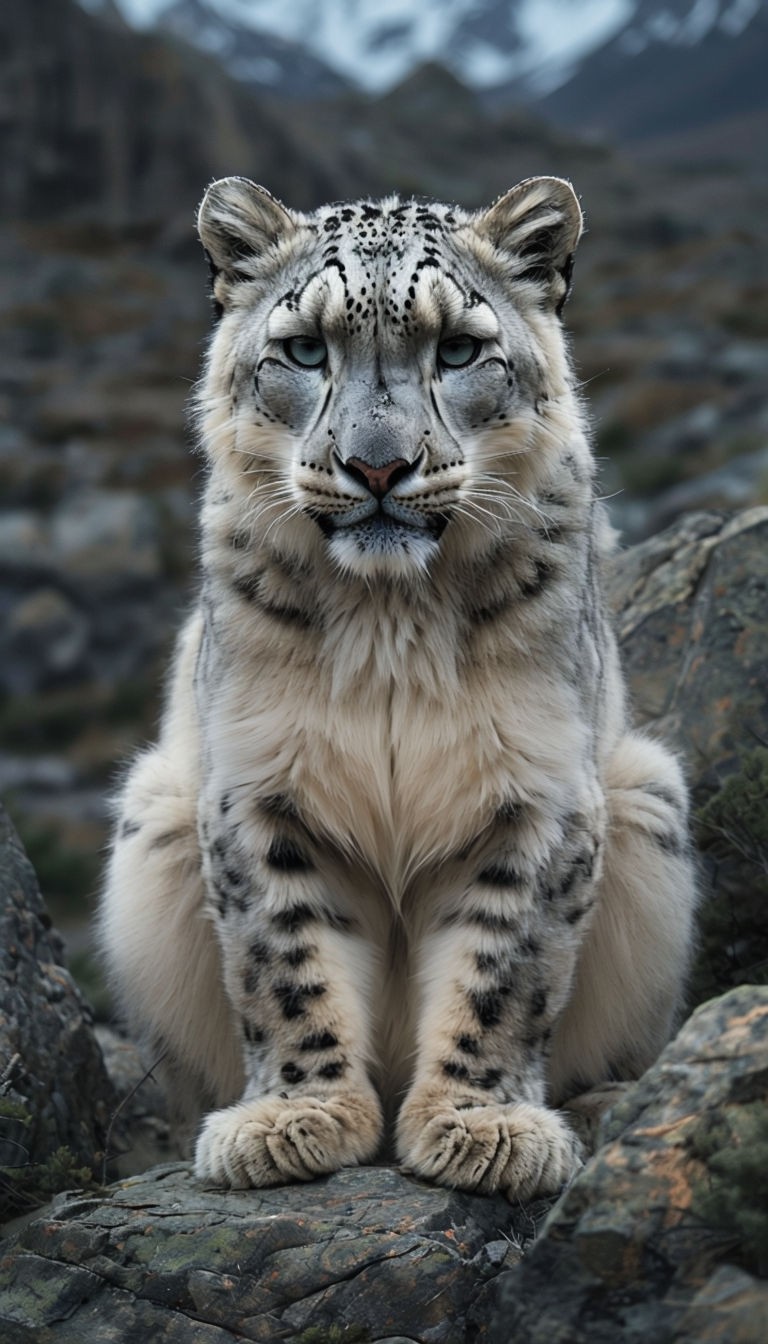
1,0,766,1005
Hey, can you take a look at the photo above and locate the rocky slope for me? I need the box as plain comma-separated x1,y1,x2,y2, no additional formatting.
477,986,768,1343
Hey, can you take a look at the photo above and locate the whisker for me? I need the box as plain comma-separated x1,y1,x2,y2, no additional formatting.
262,502,305,544
471,496,548,529
450,502,503,542
471,478,552,527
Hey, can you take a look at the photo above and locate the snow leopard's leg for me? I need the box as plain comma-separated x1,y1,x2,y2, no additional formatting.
549,732,697,1109
396,805,600,1202
193,794,383,1188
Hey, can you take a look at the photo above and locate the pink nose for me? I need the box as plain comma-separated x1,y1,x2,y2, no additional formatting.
344,456,413,499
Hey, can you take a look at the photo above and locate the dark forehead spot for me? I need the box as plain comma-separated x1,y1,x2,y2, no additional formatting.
316,197,456,251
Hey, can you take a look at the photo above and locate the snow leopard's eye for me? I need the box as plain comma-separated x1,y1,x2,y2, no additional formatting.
284,336,327,368
437,336,482,369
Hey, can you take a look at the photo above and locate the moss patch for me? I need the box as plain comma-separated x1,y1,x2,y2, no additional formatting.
688,1099,768,1278
698,748,768,871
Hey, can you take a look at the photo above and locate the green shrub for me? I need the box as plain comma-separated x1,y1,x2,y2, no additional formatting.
689,1100,768,1277
692,748,768,1000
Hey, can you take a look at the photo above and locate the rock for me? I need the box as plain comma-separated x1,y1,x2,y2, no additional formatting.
2,990,765,1342
0,511,50,575
0,1163,540,1342
607,508,767,761
0,491,169,702
607,507,768,999
715,341,768,384
50,490,162,586
3,588,89,693
471,986,768,1343
0,801,117,1221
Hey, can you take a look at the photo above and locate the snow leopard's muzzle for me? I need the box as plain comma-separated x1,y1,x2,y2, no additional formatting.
314,444,450,546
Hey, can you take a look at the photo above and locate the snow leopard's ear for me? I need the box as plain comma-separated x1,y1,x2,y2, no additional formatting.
476,177,583,316
197,177,296,289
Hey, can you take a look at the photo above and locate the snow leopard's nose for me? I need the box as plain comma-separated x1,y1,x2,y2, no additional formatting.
343,456,415,500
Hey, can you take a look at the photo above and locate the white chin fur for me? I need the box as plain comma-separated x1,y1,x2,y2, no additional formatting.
328,523,439,579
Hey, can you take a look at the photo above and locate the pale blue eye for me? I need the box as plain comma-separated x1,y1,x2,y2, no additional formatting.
438,336,481,369
285,336,327,368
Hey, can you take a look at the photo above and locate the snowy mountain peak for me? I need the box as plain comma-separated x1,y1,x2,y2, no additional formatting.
618,0,761,54
100,0,637,92
90,0,766,100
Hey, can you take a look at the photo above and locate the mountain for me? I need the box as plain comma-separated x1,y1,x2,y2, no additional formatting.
157,0,352,97
1,0,361,225
3,0,642,229
83,0,768,156
93,0,766,123
95,0,635,96
536,0,767,151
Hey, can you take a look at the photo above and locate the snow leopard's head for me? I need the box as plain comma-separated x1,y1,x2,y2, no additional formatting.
197,176,583,579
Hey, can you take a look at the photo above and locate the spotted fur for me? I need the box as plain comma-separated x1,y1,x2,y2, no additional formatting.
100,177,697,1200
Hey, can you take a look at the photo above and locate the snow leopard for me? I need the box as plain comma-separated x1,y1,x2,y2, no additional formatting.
100,176,697,1201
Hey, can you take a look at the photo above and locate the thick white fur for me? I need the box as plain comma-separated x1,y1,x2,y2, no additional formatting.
100,179,697,1200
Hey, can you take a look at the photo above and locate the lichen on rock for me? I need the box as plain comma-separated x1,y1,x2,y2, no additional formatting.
472,986,768,1343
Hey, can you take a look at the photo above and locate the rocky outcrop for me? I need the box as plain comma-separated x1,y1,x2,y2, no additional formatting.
608,507,768,786
0,803,116,1222
0,1164,536,1342
1,989,765,1342
474,986,768,1343
607,506,768,999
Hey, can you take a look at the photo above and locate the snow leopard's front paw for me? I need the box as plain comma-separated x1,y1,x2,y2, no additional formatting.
396,1088,583,1202
194,1089,383,1188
